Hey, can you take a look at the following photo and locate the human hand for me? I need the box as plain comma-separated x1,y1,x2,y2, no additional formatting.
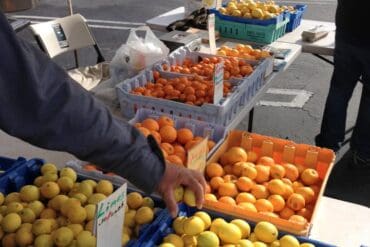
156,163,207,217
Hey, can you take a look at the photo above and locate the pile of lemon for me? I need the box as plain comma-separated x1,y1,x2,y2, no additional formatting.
159,211,315,247
0,163,155,247
218,0,295,20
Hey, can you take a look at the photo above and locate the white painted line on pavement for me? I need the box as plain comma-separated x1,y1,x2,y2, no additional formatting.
29,20,134,30
258,88,313,108
12,15,145,26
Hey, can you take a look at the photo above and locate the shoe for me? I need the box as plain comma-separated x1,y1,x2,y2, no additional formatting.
352,150,370,168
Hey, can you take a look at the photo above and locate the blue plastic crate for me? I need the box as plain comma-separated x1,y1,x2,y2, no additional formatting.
0,156,27,177
286,4,307,32
131,204,337,247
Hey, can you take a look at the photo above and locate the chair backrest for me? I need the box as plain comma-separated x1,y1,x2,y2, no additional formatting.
30,14,104,63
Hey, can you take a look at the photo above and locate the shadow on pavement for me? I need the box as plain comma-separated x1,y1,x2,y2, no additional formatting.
324,150,370,207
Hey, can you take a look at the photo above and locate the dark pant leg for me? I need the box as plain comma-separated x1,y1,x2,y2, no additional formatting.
315,39,362,151
350,50,370,159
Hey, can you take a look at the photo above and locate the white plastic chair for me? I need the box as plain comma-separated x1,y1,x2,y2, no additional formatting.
30,14,108,90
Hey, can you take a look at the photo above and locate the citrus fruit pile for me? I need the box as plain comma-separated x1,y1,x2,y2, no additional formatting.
218,0,295,20
204,146,322,224
217,44,271,61
159,212,315,247
130,73,234,106
161,56,254,80
0,163,155,247
134,116,216,166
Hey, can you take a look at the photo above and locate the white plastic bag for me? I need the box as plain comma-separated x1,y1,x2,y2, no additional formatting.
111,26,169,77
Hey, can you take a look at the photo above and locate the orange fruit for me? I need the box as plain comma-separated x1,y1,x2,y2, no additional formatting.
255,165,270,183
137,127,151,137
259,212,279,218
296,164,306,175
297,208,312,220
205,184,211,194
218,196,236,206
310,185,321,195
210,177,224,191
300,168,320,185
236,177,254,192
173,145,186,154
227,147,248,164
207,140,216,150
141,118,159,131
295,187,315,204
176,128,194,145
283,184,294,200
236,192,256,204
218,182,238,197
134,123,141,128
206,163,225,178
238,202,257,212
257,156,275,167
283,163,299,182
282,178,293,186
289,215,308,225
160,126,177,143
232,162,248,176
251,184,269,199
287,193,306,211
205,193,217,202
292,181,304,191
255,199,274,212
185,140,201,151
241,166,257,180
280,207,295,220
193,136,204,142
160,143,174,155
175,152,187,164
157,116,174,128
270,164,286,179
267,179,286,196
223,175,237,183
150,131,161,144
268,195,285,212
167,155,184,166
223,165,233,175
247,151,258,163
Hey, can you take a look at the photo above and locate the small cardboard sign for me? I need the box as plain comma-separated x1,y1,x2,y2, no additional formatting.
187,137,209,173
94,183,127,247
213,62,224,105
208,14,216,55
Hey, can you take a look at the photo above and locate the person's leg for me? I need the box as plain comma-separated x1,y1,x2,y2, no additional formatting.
351,50,370,166
315,39,362,151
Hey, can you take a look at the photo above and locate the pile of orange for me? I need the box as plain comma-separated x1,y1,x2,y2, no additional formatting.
204,147,322,224
217,44,271,61
134,116,216,166
162,56,254,80
130,73,233,106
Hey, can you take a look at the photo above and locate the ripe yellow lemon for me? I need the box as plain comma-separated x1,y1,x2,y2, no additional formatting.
183,216,205,236
197,231,219,247
254,221,278,243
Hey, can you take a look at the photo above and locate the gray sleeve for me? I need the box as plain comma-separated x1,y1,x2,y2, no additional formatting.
0,12,165,193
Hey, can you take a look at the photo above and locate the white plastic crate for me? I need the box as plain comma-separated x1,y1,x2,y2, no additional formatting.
129,108,227,158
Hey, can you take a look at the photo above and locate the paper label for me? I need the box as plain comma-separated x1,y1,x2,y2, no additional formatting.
208,14,216,55
95,183,127,247
187,137,209,173
213,62,224,105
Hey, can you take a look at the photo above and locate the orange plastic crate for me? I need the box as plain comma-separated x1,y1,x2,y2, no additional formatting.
204,130,335,236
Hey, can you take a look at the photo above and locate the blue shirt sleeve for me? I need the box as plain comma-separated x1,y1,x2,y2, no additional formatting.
0,12,165,193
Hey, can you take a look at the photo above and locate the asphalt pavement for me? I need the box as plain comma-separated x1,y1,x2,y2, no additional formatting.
2,0,369,207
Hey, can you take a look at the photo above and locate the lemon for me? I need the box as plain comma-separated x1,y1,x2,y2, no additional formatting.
67,206,87,224
77,181,94,198
96,180,113,196
28,200,45,217
194,211,212,230
72,193,88,205
87,193,106,205
42,173,58,182
127,192,143,209
34,176,45,187
48,195,69,211
85,204,96,221
254,221,278,243
253,242,268,247
0,192,5,205
19,208,36,223
60,167,77,182
173,186,184,202
6,202,23,214
57,216,69,227
300,243,315,247
218,223,242,244
231,219,250,238
20,185,40,202
40,182,60,199
75,231,97,247
271,240,281,247
34,234,53,247
182,234,197,246
2,233,16,246
60,198,81,216
40,208,57,219
85,220,94,233
173,216,186,235
183,216,205,236
135,206,154,225
164,233,184,247
57,177,74,193
142,197,155,208
197,231,219,247
67,224,84,239
124,210,136,228
41,163,58,175
19,223,33,232
4,192,21,204
32,219,52,236
159,244,176,247
53,227,74,247
2,213,21,233
121,232,130,246
183,188,196,207
210,218,226,234
280,235,300,247
238,239,254,247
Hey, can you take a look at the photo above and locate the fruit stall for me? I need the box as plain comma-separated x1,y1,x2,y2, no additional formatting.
1,0,369,247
